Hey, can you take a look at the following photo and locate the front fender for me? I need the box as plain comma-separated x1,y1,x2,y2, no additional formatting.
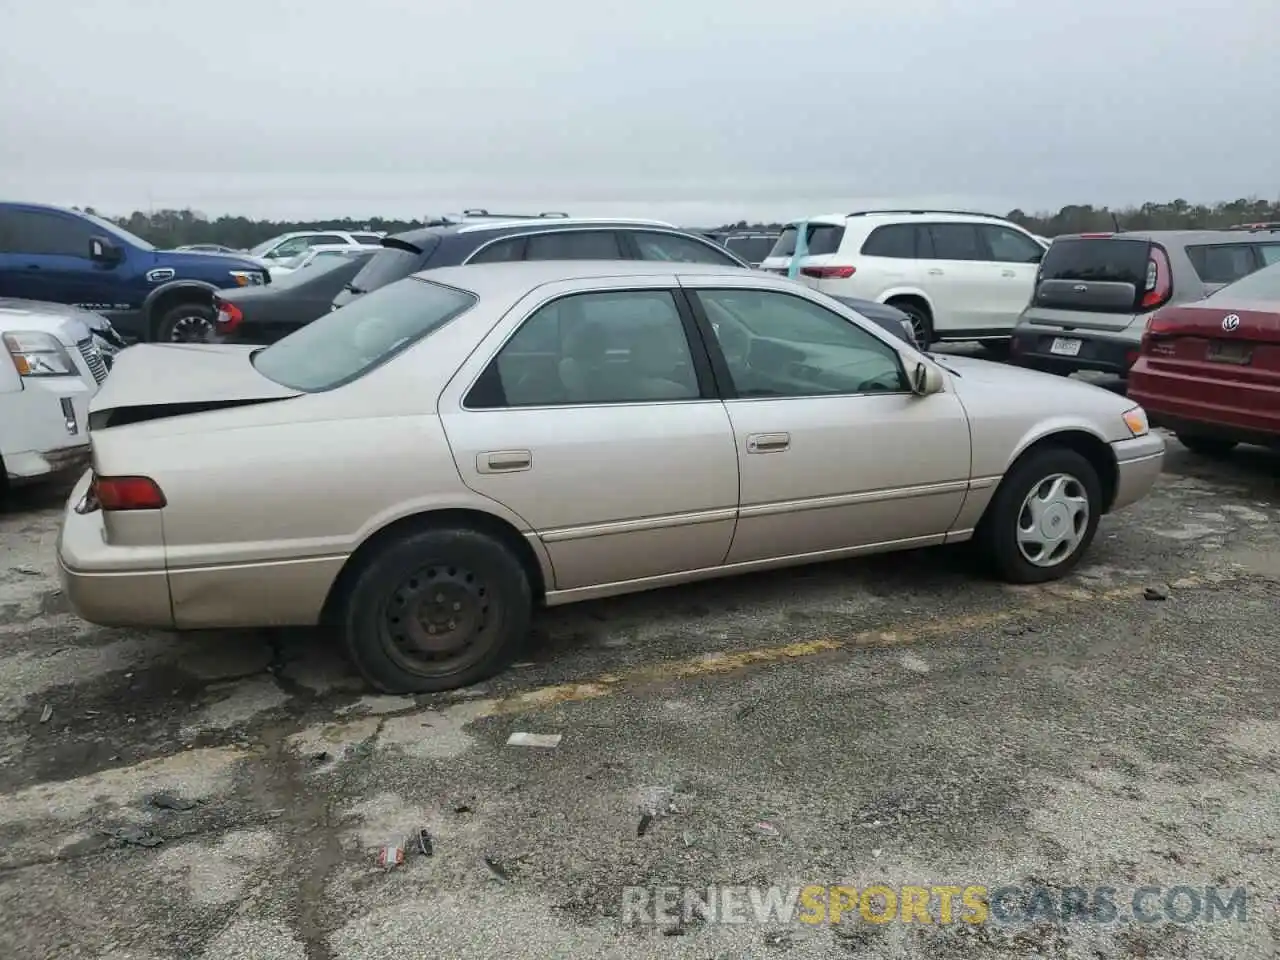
141,280,219,317
1006,417,1113,471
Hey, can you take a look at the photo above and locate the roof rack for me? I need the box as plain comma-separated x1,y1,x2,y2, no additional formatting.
1227,221,1280,231
458,209,570,220
845,208,1010,221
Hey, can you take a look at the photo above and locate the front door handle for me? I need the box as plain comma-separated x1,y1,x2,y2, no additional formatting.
1001,269,1016,277
478,450,532,473
746,432,790,454
927,268,944,276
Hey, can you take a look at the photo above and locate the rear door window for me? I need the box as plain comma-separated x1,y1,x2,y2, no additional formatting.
1034,237,1151,312
768,224,846,258
860,224,916,258
926,223,984,261
467,237,525,263
524,231,622,260
1186,244,1261,285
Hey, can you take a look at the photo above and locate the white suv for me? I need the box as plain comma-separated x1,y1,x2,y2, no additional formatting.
758,210,1048,346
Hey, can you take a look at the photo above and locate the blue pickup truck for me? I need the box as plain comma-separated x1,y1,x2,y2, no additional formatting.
0,202,270,342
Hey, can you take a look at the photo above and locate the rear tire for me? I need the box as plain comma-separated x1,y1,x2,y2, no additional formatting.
887,299,934,348
338,526,532,694
976,447,1102,584
1176,434,1237,458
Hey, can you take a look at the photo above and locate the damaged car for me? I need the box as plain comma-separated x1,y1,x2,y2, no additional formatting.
59,262,1164,693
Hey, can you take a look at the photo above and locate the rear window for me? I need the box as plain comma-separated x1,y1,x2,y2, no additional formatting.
724,236,778,263
1185,244,1260,285
252,277,477,392
769,223,846,258
346,234,441,295
1205,261,1280,303
1039,238,1151,285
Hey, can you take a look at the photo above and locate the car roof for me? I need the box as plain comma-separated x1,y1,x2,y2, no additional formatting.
786,210,1014,227
412,260,761,296
1054,229,1280,244
384,218,680,247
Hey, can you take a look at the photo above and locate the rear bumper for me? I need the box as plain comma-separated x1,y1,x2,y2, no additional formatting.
1011,323,1141,375
1109,433,1165,512
57,471,175,628
1129,363,1280,445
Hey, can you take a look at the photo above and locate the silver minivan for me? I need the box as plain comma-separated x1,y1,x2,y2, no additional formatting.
1011,229,1280,377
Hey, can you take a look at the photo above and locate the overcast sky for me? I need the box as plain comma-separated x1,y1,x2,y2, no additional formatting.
1,0,1275,224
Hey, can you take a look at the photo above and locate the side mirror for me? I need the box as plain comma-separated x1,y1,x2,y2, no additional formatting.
89,236,120,264
910,361,944,396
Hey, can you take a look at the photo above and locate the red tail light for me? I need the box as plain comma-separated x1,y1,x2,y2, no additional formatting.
93,475,167,511
800,265,856,280
215,300,244,334
1140,312,1178,355
1140,246,1172,310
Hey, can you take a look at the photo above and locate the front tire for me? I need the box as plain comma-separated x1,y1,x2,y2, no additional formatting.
977,447,1101,584
1176,434,1237,458
338,527,532,693
156,302,218,343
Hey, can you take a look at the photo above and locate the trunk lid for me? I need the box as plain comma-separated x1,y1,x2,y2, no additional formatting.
1024,236,1156,331
88,343,300,429
1142,300,1280,385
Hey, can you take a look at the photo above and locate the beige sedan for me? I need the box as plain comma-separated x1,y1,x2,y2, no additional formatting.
58,262,1165,693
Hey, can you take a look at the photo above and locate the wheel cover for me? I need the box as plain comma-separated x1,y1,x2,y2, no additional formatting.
1016,472,1090,568
168,313,217,343
380,564,497,677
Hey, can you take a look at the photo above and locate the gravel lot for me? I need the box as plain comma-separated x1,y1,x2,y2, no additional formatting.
1,429,1278,959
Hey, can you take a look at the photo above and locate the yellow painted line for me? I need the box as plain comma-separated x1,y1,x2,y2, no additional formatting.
470,574,1223,717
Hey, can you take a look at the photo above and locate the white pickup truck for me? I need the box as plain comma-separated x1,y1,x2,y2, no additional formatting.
1,300,119,491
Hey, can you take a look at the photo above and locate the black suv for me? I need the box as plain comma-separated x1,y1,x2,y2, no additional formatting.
331,214,750,310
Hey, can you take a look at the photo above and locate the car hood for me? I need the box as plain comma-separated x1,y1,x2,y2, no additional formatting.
934,354,1135,440
88,343,300,427
0,297,113,334
0,303,94,345
153,250,265,273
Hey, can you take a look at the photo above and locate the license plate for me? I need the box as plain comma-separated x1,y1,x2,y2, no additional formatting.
1050,337,1083,357
1206,341,1251,364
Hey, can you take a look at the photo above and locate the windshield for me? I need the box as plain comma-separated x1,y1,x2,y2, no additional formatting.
1209,261,1280,303
248,237,286,257
83,213,155,251
252,277,477,391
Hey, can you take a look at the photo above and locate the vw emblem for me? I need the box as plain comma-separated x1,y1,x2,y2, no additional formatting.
1221,314,1241,332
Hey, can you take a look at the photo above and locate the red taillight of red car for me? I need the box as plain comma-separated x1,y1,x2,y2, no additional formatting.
215,300,244,335
93,475,167,511
1140,246,1172,310
1140,313,1178,356
800,265,856,280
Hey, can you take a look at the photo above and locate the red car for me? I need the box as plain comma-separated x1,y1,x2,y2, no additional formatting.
1128,262,1280,455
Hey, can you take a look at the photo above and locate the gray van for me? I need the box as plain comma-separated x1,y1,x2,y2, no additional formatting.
1011,229,1280,376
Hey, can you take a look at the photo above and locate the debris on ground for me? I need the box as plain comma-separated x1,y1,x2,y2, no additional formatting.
14,566,41,577
309,751,330,765
147,792,197,812
637,813,654,837
506,732,562,748
752,820,781,837
682,831,694,847
39,704,52,723
414,829,433,857
1144,584,1170,601
377,845,404,869
103,826,164,848
453,804,472,814
900,653,930,673
484,856,511,882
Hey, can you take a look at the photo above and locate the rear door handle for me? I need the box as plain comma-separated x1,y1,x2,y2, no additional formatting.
478,450,531,473
927,268,944,276
746,432,790,454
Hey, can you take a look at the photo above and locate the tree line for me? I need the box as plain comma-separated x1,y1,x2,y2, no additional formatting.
79,197,1279,249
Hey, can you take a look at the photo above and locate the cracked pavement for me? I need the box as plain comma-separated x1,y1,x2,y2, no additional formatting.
1,432,1278,959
